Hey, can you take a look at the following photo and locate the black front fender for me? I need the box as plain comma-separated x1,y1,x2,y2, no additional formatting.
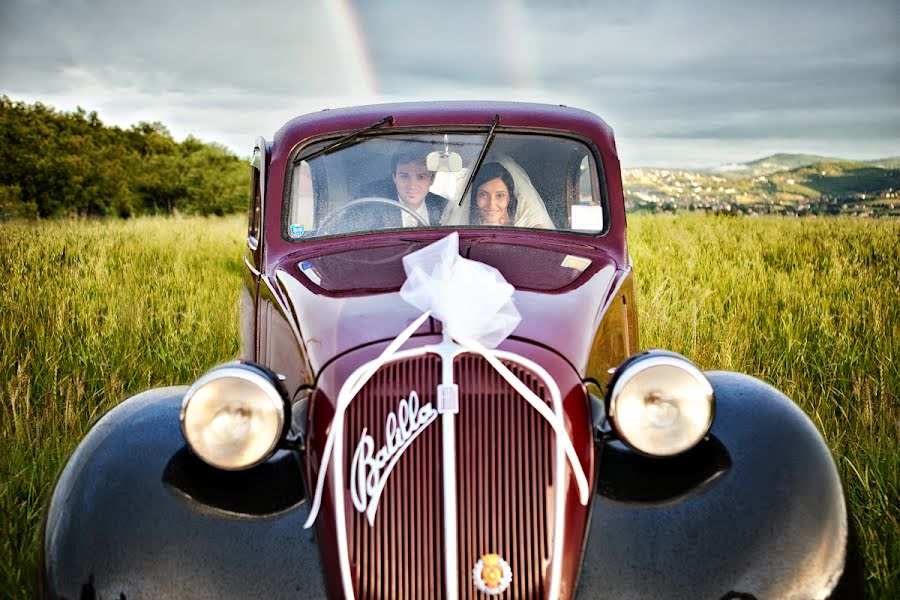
40,386,329,599
578,371,861,599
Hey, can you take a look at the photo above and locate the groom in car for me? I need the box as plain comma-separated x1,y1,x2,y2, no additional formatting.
355,148,448,228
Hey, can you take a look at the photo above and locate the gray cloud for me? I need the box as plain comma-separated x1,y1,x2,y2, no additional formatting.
0,0,369,95
1,0,897,166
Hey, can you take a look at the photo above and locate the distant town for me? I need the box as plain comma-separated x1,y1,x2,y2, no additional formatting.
623,154,900,217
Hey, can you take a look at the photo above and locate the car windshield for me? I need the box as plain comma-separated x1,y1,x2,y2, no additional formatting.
285,130,605,240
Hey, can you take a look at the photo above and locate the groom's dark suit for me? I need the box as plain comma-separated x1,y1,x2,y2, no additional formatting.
354,179,448,228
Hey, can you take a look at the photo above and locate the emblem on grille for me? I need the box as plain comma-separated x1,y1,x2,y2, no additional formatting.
472,553,512,595
349,391,438,525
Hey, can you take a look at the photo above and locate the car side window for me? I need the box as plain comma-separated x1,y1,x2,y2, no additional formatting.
288,160,314,239
571,154,604,232
248,147,263,250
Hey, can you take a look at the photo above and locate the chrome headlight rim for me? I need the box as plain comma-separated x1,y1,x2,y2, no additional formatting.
606,350,715,457
180,362,290,471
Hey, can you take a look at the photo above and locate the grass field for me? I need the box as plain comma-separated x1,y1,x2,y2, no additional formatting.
1,214,897,597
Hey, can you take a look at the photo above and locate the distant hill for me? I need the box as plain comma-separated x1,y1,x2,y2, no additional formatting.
703,153,900,177
865,156,900,169
711,153,841,177
624,155,900,217
769,161,900,198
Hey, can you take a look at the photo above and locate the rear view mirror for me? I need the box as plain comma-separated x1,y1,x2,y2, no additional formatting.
427,150,463,173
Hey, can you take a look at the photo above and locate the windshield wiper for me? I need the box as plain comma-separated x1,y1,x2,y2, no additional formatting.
294,115,394,163
458,114,501,206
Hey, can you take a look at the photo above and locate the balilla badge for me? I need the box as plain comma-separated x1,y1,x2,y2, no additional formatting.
350,391,438,525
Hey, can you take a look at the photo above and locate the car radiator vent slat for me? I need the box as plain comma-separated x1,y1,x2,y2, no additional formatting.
345,354,445,600
342,353,554,599
454,354,553,600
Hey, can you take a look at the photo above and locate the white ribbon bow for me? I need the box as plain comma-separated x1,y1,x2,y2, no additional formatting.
303,233,589,528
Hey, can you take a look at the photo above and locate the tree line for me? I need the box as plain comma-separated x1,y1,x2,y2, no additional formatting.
0,96,248,219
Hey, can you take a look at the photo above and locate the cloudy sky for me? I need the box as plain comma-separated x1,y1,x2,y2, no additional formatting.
1,0,898,167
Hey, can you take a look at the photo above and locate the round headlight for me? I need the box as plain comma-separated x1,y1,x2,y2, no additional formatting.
607,352,714,456
180,364,287,470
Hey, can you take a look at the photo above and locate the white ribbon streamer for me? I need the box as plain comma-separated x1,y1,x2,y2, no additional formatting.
455,334,590,504
303,310,431,529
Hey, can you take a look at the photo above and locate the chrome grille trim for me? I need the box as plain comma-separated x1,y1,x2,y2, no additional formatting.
330,344,570,599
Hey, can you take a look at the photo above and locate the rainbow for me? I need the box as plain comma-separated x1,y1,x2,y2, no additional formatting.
493,0,541,93
320,0,554,103
322,0,378,98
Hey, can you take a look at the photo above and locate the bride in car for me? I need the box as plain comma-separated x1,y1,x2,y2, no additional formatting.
438,155,555,229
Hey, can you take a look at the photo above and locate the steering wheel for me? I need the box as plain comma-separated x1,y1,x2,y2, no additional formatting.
317,197,429,235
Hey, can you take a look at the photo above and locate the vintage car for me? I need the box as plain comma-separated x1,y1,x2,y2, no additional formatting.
40,102,859,599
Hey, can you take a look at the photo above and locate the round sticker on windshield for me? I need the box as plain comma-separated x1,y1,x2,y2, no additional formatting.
289,224,305,238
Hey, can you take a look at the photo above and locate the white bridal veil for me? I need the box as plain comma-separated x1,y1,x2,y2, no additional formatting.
435,155,555,229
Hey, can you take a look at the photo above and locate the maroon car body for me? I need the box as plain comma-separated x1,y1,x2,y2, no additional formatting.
40,102,858,600
244,102,634,599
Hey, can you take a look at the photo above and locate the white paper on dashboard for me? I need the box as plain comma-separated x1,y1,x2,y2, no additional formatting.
571,205,604,231
561,255,592,271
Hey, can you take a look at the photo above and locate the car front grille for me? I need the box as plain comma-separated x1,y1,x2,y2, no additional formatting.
341,353,555,599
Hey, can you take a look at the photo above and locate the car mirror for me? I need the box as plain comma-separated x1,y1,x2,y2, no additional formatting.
426,150,463,173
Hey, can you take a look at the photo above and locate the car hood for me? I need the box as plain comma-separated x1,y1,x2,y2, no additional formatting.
270,236,620,376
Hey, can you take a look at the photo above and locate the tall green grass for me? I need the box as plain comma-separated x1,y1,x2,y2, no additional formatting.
0,216,243,597
1,214,897,597
629,215,898,596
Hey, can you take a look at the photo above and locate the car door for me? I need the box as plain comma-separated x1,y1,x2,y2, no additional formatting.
241,136,268,361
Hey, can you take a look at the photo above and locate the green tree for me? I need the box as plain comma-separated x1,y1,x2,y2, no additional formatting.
0,96,248,219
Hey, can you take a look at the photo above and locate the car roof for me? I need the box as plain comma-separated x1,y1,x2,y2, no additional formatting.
273,101,618,158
